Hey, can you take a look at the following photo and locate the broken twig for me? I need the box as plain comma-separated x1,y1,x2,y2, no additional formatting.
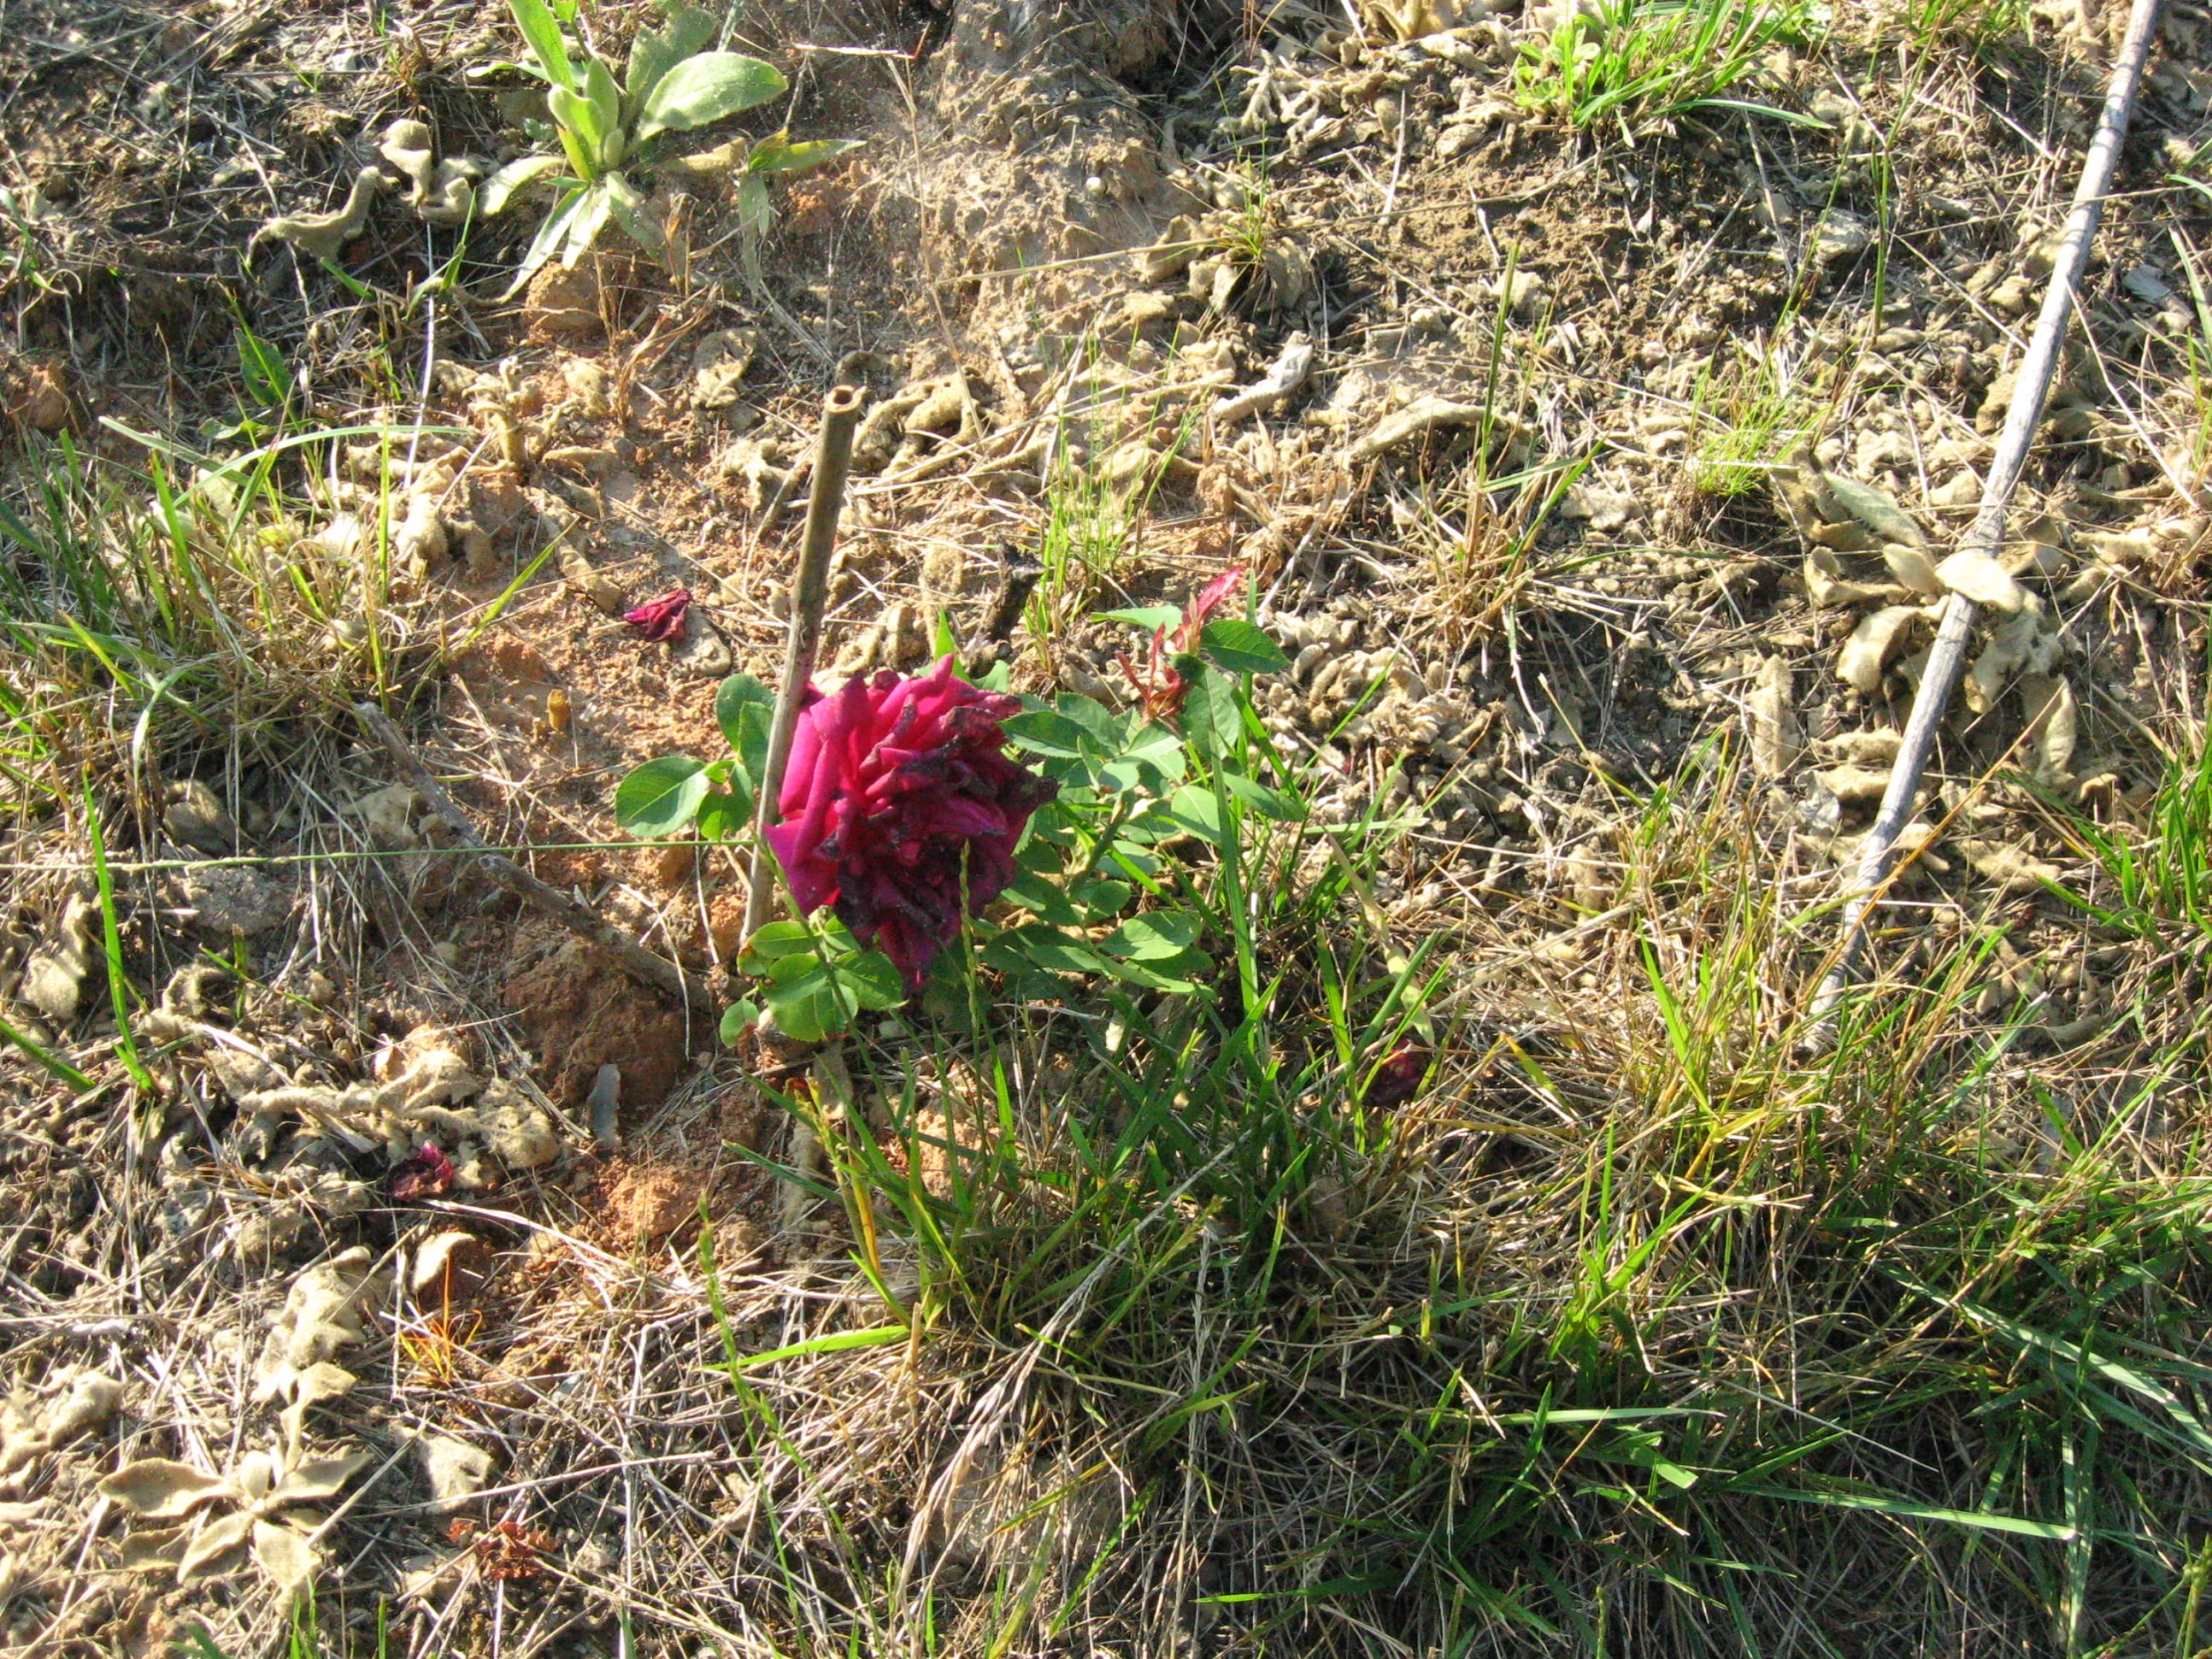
352,703,716,1017
1804,0,2165,1050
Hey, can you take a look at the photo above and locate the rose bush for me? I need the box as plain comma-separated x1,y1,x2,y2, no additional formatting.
766,657,1057,985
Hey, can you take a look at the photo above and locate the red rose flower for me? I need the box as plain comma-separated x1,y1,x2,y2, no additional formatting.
623,588,691,642
766,657,1057,986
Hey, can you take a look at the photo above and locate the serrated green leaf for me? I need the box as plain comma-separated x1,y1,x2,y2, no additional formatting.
1165,784,1224,843
1000,875,1083,927
1102,909,1202,959
741,919,820,963
615,756,708,837
1002,710,1092,758
1225,771,1304,821
507,0,577,88
718,999,761,1044
715,673,774,777
1006,924,1109,975
836,950,906,1010
1198,618,1290,676
695,787,750,841
1077,877,1132,920
1175,658,1242,755
635,52,787,145
1055,693,1122,744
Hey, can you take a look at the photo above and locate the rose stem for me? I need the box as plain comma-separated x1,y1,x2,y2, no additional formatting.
745,381,865,942
1802,0,2164,1053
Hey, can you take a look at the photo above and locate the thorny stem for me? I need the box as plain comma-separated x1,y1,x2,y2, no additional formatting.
1804,0,2167,1052
744,382,865,943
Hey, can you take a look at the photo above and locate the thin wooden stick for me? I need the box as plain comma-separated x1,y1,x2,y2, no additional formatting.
1803,0,2165,1050
353,703,716,1017
744,383,866,942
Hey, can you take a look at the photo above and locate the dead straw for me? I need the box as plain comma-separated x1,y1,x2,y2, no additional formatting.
1804,0,2166,1049
743,382,866,942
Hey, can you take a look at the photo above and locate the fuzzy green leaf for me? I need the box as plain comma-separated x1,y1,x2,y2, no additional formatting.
748,137,863,175
479,152,568,217
506,0,577,88
625,2,716,116
634,52,787,145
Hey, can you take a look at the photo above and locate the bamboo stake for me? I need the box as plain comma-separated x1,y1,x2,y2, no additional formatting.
744,383,865,942
1804,0,2165,1049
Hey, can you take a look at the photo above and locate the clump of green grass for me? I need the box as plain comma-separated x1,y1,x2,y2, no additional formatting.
1905,0,2031,52
0,412,445,811
1513,0,1823,134
1690,340,1821,495
694,725,2212,1654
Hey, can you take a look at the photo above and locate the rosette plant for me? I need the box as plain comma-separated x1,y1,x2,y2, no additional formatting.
480,0,859,296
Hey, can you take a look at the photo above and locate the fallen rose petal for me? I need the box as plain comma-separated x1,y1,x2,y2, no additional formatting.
622,588,692,643
389,1143,455,1202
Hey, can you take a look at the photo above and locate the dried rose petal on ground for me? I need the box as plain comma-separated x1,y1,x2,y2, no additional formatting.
622,588,691,643
388,1143,455,1202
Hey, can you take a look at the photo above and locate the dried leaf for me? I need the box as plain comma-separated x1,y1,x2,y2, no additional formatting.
1881,543,1942,597
412,1433,494,1512
1964,607,2057,715
253,1518,319,1596
1746,656,1801,779
2020,675,2078,782
176,1509,256,1585
115,1523,189,1574
1956,837,2062,892
1837,606,1923,695
253,1248,385,1405
1823,473,1928,549
273,1450,370,1507
97,1458,229,1520
1935,549,2027,612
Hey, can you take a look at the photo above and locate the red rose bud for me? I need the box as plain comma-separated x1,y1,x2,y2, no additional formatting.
622,588,692,643
766,657,1058,987
389,1142,455,1202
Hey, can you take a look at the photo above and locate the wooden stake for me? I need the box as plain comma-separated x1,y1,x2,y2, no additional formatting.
744,383,866,942
1804,0,2166,1050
